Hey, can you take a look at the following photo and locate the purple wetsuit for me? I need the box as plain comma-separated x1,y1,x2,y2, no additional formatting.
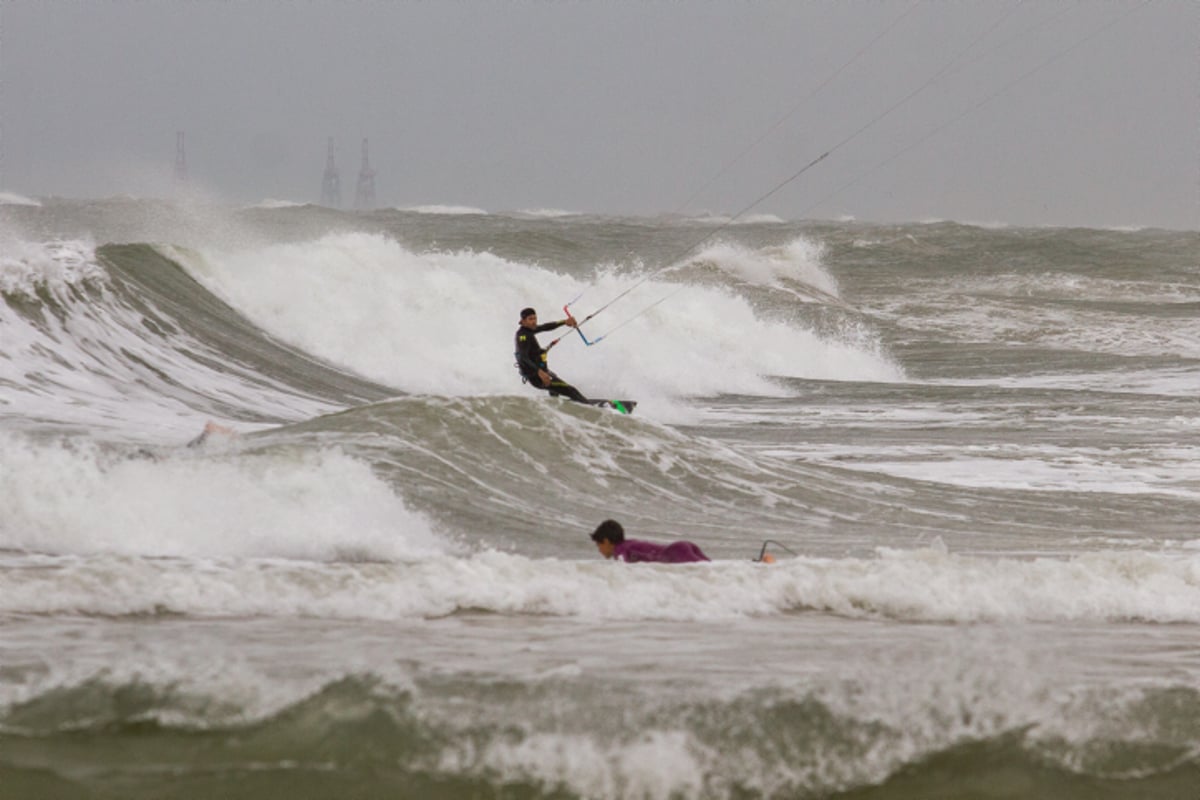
613,539,710,564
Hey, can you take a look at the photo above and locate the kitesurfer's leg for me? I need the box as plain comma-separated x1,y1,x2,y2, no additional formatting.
547,378,589,404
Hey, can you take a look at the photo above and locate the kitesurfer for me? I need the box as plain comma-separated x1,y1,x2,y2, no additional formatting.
589,519,711,564
514,307,589,403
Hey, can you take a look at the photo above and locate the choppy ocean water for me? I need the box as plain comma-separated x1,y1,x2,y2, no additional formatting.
1,197,1198,798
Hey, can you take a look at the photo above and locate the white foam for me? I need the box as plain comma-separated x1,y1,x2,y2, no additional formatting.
3,544,1197,624
0,433,447,561
475,730,706,800
171,233,902,401
0,237,103,293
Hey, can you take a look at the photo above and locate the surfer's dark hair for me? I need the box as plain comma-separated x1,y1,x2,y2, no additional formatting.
590,519,625,544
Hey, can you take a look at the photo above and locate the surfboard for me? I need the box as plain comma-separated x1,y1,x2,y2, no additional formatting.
591,399,637,414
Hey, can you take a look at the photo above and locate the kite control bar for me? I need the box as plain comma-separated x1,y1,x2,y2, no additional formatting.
755,540,799,563
546,301,605,350
564,303,605,347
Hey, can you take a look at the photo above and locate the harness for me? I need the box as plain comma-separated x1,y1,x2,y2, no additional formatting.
514,328,546,385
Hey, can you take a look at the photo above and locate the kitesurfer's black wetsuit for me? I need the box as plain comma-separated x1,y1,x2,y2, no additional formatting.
514,321,589,403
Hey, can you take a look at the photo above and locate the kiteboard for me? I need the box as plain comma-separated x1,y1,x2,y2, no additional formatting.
590,399,637,414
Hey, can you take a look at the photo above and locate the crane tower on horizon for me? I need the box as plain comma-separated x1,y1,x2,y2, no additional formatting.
174,131,188,191
355,138,376,211
320,137,341,208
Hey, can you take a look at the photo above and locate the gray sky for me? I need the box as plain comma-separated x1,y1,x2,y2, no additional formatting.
3,1,1196,228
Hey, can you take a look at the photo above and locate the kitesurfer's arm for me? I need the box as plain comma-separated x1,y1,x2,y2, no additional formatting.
533,316,576,333
536,318,577,385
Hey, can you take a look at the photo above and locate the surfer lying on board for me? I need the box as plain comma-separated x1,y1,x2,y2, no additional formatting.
130,420,238,461
186,420,237,448
514,307,589,403
590,519,711,564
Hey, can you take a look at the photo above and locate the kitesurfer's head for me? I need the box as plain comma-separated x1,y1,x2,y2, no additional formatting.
520,307,537,328
590,519,624,559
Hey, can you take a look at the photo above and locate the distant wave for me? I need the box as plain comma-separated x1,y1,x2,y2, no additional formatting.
685,236,840,297
398,204,488,215
954,218,1013,230
0,191,40,206
246,198,306,209
514,207,580,218
681,212,785,225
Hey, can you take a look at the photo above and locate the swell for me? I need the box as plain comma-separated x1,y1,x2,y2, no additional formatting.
264,396,1200,555
825,223,1200,373
2,674,1197,800
4,390,1194,567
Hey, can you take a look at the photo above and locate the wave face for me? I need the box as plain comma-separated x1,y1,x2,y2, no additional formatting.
0,236,390,438
2,199,1200,798
166,230,900,399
